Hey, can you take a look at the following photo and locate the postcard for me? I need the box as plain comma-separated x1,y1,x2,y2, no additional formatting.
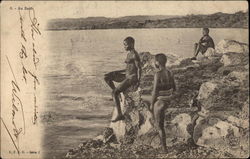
1,1,249,159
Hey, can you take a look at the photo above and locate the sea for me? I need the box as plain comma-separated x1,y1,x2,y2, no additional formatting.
41,28,248,158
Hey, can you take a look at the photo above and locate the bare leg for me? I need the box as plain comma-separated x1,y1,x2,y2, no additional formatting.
194,43,198,56
111,78,132,122
111,88,125,122
110,75,136,122
104,71,126,90
154,100,167,151
104,74,116,90
191,43,200,60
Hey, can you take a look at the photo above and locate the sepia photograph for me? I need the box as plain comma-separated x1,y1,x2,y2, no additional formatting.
1,1,249,159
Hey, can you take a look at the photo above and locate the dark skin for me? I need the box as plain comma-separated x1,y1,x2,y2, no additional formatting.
192,29,211,59
104,40,141,122
150,59,176,151
123,41,141,83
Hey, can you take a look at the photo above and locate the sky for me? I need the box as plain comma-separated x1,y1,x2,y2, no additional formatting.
42,1,248,19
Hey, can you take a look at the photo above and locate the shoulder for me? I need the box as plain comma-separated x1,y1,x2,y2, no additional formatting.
132,50,140,60
206,35,213,40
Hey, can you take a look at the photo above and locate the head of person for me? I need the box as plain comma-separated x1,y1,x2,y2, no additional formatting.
123,37,135,51
202,28,209,36
155,53,167,68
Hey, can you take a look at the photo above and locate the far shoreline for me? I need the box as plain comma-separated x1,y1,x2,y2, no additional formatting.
45,27,249,31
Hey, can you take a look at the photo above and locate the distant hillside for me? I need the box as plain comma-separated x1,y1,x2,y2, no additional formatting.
47,11,248,30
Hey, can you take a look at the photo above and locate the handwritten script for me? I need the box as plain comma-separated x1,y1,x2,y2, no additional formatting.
1,7,41,154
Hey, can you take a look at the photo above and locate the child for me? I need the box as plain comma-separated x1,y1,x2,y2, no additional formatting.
104,37,141,122
191,28,215,60
150,53,176,151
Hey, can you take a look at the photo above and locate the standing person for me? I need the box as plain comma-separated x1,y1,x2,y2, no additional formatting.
104,37,141,122
191,28,215,60
150,53,176,151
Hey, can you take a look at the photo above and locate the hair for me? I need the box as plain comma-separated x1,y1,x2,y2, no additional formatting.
203,28,209,33
155,53,167,66
124,36,135,45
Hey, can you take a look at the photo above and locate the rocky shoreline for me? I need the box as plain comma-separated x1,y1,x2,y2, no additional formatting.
65,39,249,159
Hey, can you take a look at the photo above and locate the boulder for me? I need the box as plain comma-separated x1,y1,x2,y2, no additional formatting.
168,113,192,140
109,89,142,141
197,82,217,100
194,60,249,156
220,52,249,66
226,71,249,83
66,40,249,158
216,39,249,54
109,52,156,142
193,113,249,158
204,48,216,57
195,118,240,146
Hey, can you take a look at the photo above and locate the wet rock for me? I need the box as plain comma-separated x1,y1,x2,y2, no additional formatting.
216,39,249,54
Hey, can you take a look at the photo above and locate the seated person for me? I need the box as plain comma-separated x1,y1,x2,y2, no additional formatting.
150,53,176,151
104,37,141,122
191,28,215,60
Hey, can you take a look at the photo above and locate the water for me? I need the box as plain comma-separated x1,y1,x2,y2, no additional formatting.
42,28,248,158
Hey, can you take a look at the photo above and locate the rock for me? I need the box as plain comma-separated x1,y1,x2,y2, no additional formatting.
197,77,248,112
66,41,249,158
139,52,155,75
109,90,141,141
194,117,241,149
138,110,154,136
178,58,195,67
169,113,192,140
204,48,216,57
216,39,249,54
220,52,249,66
240,100,249,120
197,82,217,100
226,71,249,83
227,115,249,129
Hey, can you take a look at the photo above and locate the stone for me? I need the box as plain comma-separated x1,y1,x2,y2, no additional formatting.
197,82,217,100
169,113,192,140
138,110,154,136
227,115,249,129
240,100,249,120
194,117,241,148
220,52,248,66
227,71,249,83
109,90,141,140
65,41,249,158
215,39,249,54
204,48,216,57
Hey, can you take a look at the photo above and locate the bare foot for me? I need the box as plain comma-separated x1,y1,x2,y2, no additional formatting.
111,115,125,122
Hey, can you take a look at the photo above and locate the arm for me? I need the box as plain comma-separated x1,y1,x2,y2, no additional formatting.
150,73,159,111
171,73,176,92
134,59,141,82
199,36,210,47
